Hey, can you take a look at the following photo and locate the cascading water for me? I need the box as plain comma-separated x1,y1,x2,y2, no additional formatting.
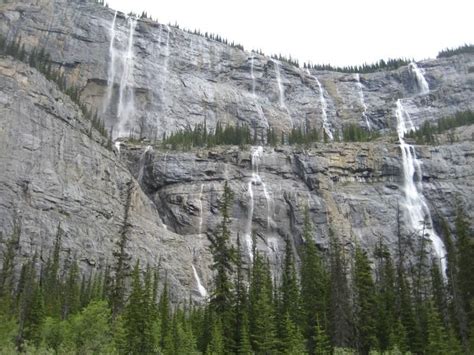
396,99,447,274
273,60,293,127
192,264,208,297
250,56,256,97
306,69,333,140
354,73,371,130
198,184,205,235
103,11,118,113
114,141,121,156
114,16,137,138
249,55,268,137
409,62,430,94
244,146,274,259
137,145,153,184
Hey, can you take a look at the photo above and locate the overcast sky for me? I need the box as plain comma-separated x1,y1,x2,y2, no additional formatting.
106,0,473,67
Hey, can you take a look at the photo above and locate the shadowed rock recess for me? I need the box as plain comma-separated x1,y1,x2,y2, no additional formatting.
0,0,473,302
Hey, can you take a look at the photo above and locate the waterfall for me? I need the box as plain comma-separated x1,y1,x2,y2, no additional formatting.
103,11,118,114
409,62,430,95
396,99,447,274
115,17,137,138
273,60,293,127
198,184,205,235
250,56,256,97
192,264,208,297
114,141,121,156
137,145,153,183
354,73,371,130
163,25,171,72
249,55,268,137
306,69,333,140
244,146,274,259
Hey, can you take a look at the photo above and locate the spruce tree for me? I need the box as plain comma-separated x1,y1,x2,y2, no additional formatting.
249,251,276,353
207,181,235,352
300,208,328,353
328,235,352,348
353,246,377,354
123,261,155,354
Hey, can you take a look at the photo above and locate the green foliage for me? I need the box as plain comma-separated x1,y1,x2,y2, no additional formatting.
305,57,412,74
0,184,472,354
405,110,474,144
287,124,320,145
354,246,377,353
342,123,380,142
437,44,474,58
0,33,109,142
162,121,253,149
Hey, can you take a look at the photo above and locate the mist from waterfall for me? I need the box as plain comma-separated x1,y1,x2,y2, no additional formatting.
306,69,333,140
103,13,138,139
354,73,371,130
396,99,447,274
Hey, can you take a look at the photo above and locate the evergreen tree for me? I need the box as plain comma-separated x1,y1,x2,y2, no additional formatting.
328,235,352,348
122,261,155,354
206,315,225,355
280,237,301,327
300,208,328,353
374,242,397,351
249,251,276,353
353,246,377,354
313,322,332,355
233,234,251,354
207,181,236,352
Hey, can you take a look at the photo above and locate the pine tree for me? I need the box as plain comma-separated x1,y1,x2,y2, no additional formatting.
43,224,62,317
159,279,171,351
300,208,328,353
123,261,155,354
280,237,300,327
374,242,397,351
233,234,251,354
0,216,21,300
206,316,225,355
455,205,474,325
207,181,235,352
353,246,377,354
249,251,276,353
313,322,332,355
425,301,449,354
328,235,352,348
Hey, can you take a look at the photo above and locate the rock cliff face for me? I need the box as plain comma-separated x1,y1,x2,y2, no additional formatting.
0,0,473,301
1,0,473,138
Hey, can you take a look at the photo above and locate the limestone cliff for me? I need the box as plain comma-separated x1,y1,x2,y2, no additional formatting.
0,0,473,301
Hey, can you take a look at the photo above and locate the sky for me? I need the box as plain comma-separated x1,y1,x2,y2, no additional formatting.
106,0,473,67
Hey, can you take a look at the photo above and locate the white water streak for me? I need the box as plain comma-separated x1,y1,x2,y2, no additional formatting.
116,17,137,138
137,145,153,184
103,11,117,114
354,73,371,130
273,60,293,127
198,184,205,235
409,62,430,95
306,69,333,140
396,99,446,274
192,265,208,297
245,146,274,260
